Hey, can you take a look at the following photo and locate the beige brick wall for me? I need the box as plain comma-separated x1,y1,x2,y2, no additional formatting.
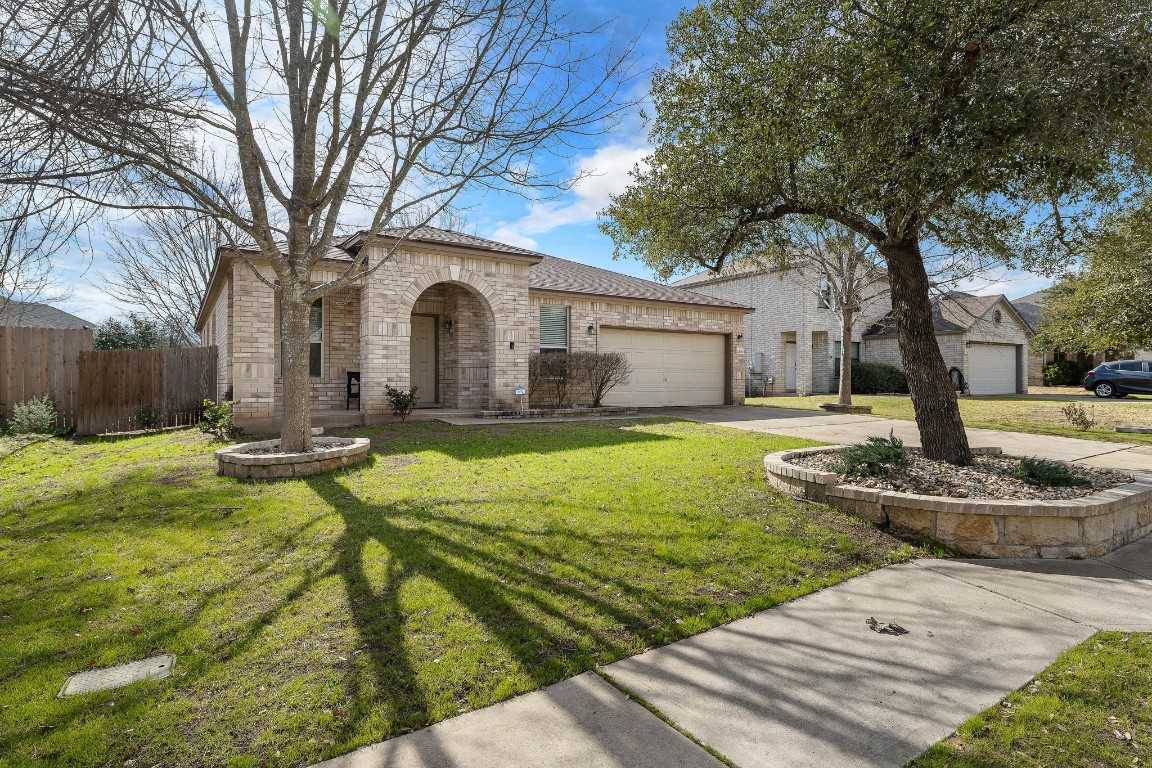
685,268,890,396
527,292,747,405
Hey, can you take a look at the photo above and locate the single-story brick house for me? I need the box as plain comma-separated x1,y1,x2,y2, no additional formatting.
195,227,751,431
863,292,1032,395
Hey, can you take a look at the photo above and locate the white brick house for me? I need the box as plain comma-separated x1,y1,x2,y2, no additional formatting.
674,264,892,396
677,265,1031,397
195,227,751,431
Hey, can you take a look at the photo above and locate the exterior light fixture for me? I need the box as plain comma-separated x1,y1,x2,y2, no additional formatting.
509,341,515,349
444,318,453,331
587,324,596,335
736,333,743,340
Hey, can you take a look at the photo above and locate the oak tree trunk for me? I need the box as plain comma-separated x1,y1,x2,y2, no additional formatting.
838,307,854,406
878,238,972,465
279,285,314,453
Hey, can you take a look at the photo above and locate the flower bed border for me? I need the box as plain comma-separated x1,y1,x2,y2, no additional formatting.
216,437,371,480
766,445,1152,558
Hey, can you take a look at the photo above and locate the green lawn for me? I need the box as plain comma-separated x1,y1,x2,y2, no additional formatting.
0,420,915,767
747,394,1152,444
909,632,1152,767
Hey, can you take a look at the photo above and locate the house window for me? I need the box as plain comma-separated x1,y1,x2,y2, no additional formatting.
833,341,860,360
817,276,832,309
309,298,323,377
539,304,569,352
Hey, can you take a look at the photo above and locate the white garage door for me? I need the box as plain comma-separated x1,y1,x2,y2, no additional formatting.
598,329,726,407
967,344,1018,395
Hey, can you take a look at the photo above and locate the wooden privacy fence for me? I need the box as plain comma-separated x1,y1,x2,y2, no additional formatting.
76,347,217,436
0,326,93,429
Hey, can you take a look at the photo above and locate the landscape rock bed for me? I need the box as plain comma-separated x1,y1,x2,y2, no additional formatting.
790,452,1133,500
216,437,370,479
766,445,1152,558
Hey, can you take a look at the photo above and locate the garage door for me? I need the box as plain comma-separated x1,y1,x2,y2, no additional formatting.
598,329,726,407
967,344,1018,395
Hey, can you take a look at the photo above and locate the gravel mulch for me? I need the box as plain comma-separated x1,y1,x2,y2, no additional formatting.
790,452,1134,500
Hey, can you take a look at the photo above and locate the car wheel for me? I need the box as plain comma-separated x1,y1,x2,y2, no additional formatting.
1094,382,1115,398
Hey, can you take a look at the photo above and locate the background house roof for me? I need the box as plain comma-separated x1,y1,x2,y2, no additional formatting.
1010,288,1049,331
0,300,95,329
529,255,750,309
863,293,1021,337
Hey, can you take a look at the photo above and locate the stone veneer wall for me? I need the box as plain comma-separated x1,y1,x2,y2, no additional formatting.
766,446,1152,559
526,292,747,405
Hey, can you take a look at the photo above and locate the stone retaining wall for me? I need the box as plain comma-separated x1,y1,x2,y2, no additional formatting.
217,437,371,480
766,446,1152,558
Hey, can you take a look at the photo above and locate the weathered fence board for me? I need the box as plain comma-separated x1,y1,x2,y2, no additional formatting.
76,347,217,435
0,326,92,428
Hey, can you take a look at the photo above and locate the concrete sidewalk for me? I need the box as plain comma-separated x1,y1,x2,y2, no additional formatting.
660,405,1152,471
313,535,1152,768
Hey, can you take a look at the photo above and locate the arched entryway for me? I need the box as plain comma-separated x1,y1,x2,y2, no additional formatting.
409,282,495,408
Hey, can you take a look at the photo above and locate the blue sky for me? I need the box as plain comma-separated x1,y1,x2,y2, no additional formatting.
52,0,1054,324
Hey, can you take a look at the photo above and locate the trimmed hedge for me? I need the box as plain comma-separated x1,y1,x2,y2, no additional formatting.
850,362,909,394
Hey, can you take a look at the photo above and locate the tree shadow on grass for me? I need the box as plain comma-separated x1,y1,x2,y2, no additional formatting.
304,470,700,754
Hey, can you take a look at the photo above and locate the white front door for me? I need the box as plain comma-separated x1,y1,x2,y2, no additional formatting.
410,315,437,405
785,342,797,391
598,329,726,407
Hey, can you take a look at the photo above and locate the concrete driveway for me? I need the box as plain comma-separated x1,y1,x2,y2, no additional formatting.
658,405,1152,471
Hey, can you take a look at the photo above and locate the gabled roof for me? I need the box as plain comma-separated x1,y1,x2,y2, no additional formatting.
0,300,95,329
340,225,546,260
864,293,1026,337
530,255,750,309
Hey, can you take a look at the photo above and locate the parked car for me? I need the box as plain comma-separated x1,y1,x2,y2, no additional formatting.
1083,360,1152,398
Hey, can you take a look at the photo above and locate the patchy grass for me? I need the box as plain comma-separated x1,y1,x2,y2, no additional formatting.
0,420,916,767
747,394,1152,444
909,632,1152,767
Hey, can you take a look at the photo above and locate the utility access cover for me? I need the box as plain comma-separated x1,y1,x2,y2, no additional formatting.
58,655,176,697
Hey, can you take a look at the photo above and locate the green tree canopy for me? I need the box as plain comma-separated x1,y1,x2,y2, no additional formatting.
1034,200,1152,353
94,313,182,350
603,0,1152,463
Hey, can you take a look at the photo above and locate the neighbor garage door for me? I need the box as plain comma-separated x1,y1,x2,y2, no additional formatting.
967,344,1018,395
598,329,726,407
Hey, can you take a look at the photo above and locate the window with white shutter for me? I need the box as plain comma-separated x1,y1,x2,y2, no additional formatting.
539,305,569,352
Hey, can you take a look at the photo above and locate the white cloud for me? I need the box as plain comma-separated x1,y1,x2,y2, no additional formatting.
491,143,649,242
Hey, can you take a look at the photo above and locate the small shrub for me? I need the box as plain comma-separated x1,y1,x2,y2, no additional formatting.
1043,359,1091,386
851,362,909,395
1061,402,1096,431
131,407,163,431
1015,456,1090,487
574,351,632,407
9,394,59,434
531,352,577,408
833,431,910,477
385,385,419,422
198,399,244,440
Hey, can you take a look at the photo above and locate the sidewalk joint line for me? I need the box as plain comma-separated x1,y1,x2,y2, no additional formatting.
912,560,1091,628
593,668,742,768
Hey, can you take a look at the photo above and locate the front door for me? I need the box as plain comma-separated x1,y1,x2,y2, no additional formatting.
410,315,438,405
785,342,797,392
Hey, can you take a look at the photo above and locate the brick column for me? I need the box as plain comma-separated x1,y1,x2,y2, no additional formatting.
796,328,814,396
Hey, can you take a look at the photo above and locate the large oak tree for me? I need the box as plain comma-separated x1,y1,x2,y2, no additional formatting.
603,0,1152,463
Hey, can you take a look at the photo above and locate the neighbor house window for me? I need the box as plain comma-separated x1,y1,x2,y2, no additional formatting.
817,276,832,309
833,341,861,360
539,304,569,352
309,298,323,377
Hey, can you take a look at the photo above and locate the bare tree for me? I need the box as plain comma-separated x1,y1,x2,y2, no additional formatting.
0,189,90,316
577,351,631,407
0,0,632,451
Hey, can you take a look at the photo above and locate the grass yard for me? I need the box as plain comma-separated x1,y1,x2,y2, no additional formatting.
909,632,1152,767
0,419,916,767
747,394,1152,444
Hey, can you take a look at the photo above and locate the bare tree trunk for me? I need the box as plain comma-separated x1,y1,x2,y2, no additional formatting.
279,287,314,453
838,307,854,406
880,237,972,465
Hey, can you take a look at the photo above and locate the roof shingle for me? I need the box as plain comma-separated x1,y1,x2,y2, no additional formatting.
529,255,750,309
0,300,95,329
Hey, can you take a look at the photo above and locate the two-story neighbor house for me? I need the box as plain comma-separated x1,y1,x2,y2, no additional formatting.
678,264,1032,396
674,262,892,396
195,227,751,431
